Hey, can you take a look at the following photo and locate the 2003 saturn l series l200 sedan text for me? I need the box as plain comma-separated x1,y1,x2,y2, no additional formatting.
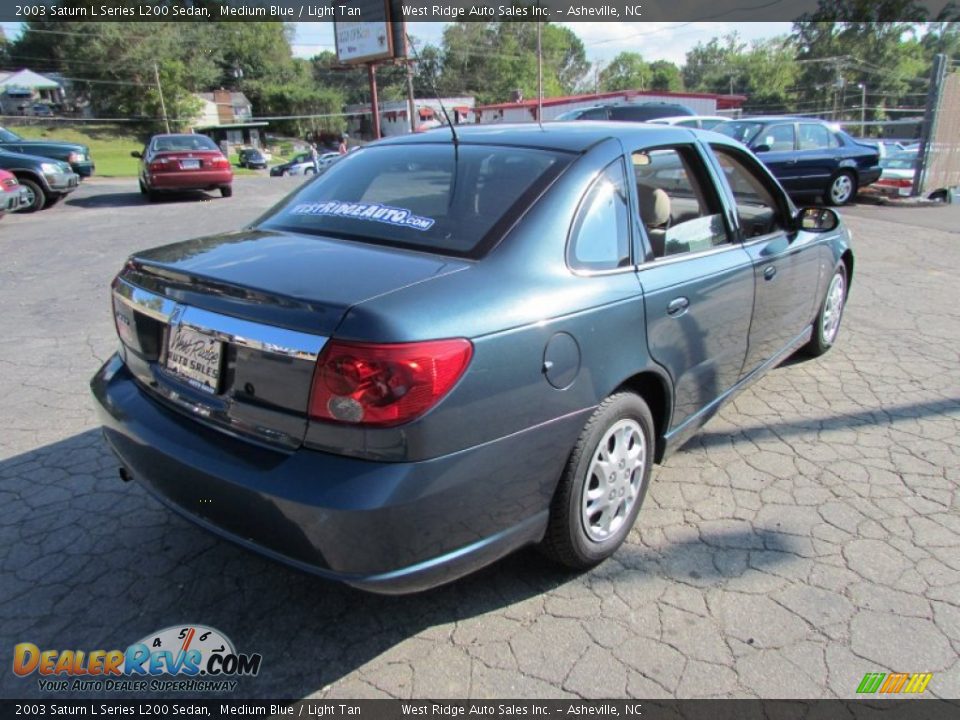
91,123,853,594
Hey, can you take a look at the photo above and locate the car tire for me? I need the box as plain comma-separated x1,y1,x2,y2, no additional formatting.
138,179,147,195
44,194,62,208
540,392,655,569
803,261,848,357
17,177,46,212
825,171,857,206
147,190,160,203
220,185,233,198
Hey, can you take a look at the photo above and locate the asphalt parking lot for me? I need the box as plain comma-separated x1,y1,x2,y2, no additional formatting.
1,177,958,699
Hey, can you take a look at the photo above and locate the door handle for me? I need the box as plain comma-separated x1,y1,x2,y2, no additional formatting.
763,265,777,281
667,297,690,316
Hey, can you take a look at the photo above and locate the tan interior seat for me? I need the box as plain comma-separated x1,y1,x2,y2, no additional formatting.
637,185,671,258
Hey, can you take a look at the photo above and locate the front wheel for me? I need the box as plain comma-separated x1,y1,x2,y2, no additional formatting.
17,177,46,212
804,261,847,357
540,392,655,569
825,172,857,206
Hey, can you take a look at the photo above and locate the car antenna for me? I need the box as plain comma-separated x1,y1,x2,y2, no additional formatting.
405,32,458,145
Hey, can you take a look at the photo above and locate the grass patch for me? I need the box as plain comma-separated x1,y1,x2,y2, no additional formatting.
8,123,295,177
11,123,145,177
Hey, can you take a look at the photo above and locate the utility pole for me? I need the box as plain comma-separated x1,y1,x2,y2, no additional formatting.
406,61,417,134
536,22,543,124
153,62,170,134
857,82,866,135
368,62,381,140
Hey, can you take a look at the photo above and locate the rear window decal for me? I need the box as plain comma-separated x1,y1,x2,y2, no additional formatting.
290,201,435,231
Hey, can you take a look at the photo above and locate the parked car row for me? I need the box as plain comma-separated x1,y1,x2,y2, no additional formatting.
0,125,92,213
555,104,885,205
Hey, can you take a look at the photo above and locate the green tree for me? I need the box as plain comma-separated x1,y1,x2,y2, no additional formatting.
598,52,650,91
434,22,589,104
793,8,929,124
648,61,684,91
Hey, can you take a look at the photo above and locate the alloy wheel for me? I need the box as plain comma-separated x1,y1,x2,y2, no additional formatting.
581,419,646,542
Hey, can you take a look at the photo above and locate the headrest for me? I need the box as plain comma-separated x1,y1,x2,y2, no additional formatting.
638,186,670,228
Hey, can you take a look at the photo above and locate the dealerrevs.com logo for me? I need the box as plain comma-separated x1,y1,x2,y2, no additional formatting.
13,625,262,693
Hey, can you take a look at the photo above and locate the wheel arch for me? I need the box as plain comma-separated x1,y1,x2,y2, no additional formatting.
613,370,673,463
840,248,854,289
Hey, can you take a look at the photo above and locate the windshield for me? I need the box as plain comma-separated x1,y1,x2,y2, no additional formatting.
0,128,23,142
715,121,765,145
152,135,219,152
258,143,571,258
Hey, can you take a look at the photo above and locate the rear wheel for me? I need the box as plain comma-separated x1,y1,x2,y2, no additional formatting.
540,392,654,569
138,178,147,195
803,261,847,357
17,177,46,212
825,171,857,206
220,185,233,198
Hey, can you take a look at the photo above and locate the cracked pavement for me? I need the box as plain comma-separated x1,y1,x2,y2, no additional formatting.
1,179,958,700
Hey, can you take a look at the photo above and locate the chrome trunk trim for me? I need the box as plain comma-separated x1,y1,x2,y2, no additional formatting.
113,277,327,362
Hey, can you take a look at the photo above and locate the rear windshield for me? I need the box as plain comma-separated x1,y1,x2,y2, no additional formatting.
258,143,571,257
715,122,765,145
153,135,219,152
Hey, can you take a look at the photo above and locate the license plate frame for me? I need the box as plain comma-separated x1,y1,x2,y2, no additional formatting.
165,325,223,394
180,159,201,170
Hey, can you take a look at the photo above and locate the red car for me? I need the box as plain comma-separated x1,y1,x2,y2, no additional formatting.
132,134,233,201
0,169,29,219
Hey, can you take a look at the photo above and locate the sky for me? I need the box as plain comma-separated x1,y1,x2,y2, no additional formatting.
1,21,792,69
291,21,794,66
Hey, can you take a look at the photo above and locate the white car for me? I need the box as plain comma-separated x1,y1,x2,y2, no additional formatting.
874,150,918,197
648,115,730,130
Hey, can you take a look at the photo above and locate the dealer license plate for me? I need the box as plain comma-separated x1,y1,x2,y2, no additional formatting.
165,325,222,394
181,159,201,170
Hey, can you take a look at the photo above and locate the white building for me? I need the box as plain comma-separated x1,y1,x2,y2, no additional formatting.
475,89,746,124
0,69,65,115
345,97,475,138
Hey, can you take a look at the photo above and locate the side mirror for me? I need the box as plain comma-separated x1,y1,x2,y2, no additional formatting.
130,151,142,159
752,143,771,153
796,207,840,233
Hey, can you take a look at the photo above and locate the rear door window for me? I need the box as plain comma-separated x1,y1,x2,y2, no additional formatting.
259,144,571,258
798,124,832,150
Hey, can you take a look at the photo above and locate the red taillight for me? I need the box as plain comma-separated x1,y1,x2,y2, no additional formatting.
212,156,231,169
148,158,169,172
878,177,912,188
308,339,473,427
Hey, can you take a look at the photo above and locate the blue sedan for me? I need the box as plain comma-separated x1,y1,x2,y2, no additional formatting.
716,117,882,205
91,123,853,593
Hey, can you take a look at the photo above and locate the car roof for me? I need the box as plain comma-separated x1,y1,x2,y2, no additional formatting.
376,122,741,153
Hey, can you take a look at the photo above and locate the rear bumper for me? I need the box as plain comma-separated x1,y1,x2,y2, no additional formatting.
147,170,233,191
91,355,582,594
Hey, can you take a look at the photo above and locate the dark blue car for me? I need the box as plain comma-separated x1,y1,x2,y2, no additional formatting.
716,117,882,205
91,123,853,593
